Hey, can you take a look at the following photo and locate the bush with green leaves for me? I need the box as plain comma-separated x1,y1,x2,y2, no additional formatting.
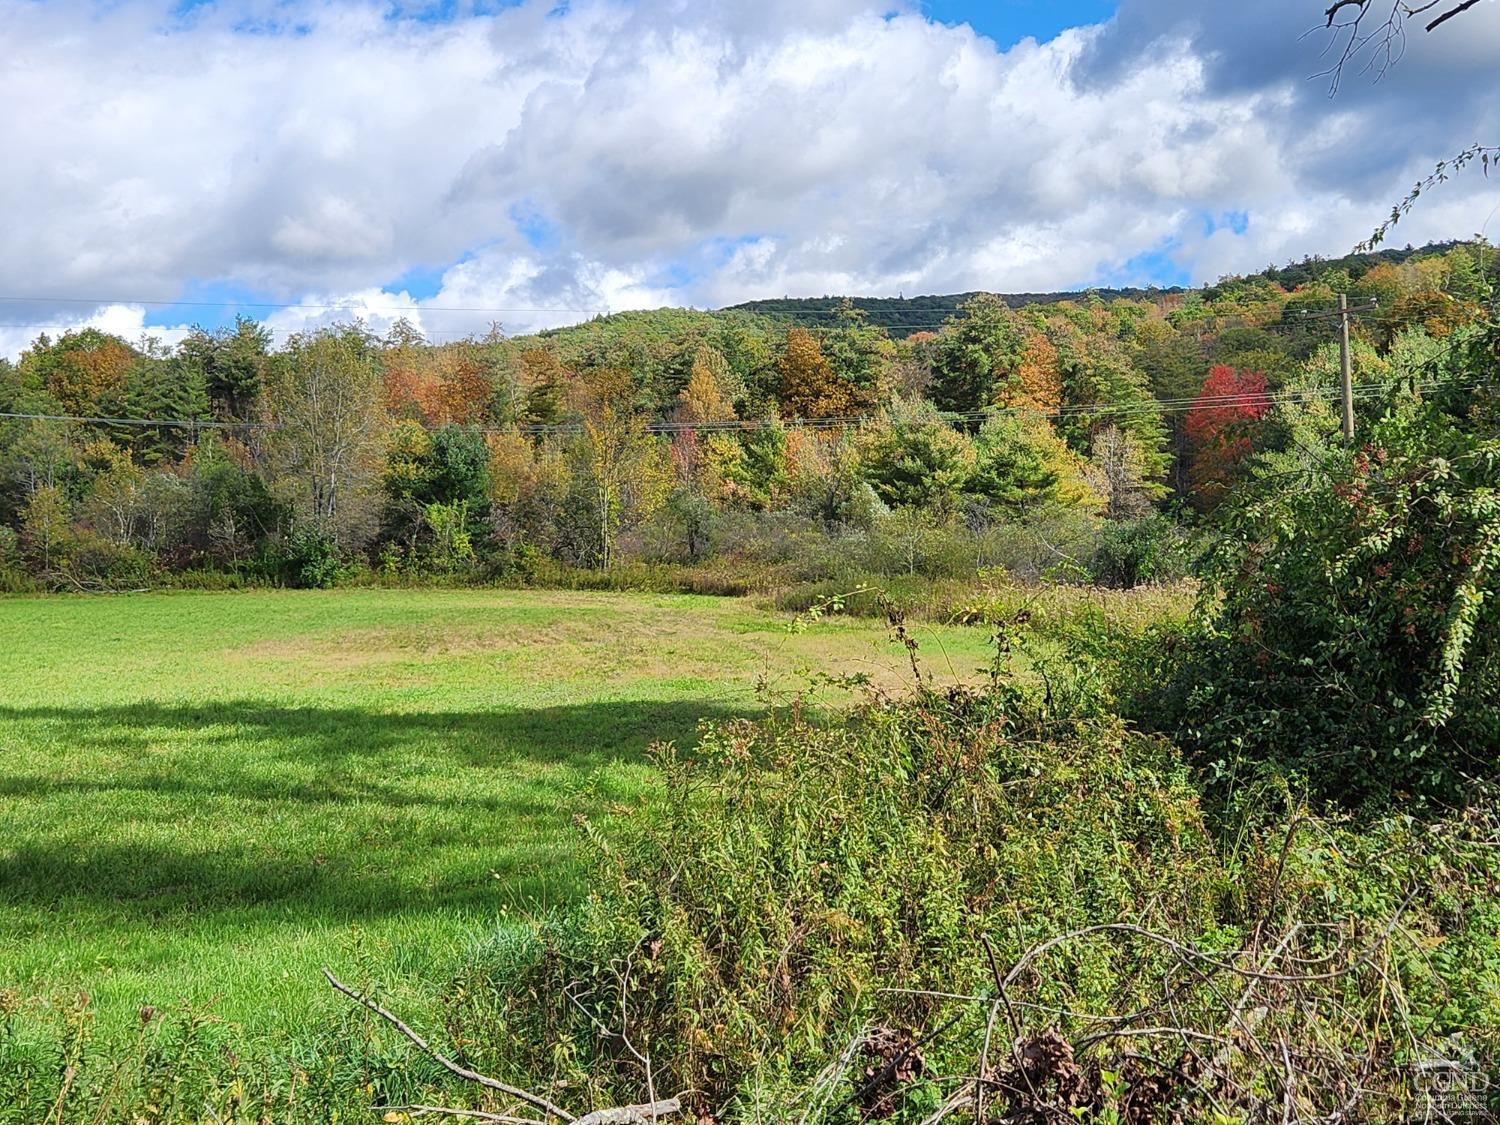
269,525,347,589
1156,364,1500,808
1087,511,1193,588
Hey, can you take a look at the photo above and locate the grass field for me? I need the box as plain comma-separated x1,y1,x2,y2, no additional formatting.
0,588,996,1045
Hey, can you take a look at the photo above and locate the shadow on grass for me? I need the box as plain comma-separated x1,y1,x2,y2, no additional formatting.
0,698,751,921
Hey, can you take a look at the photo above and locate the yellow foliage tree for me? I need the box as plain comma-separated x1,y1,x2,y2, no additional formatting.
677,345,736,426
777,329,856,419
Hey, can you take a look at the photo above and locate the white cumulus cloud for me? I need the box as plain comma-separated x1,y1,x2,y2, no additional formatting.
0,0,1496,355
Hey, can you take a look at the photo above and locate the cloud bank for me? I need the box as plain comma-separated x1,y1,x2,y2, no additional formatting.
1,0,1496,355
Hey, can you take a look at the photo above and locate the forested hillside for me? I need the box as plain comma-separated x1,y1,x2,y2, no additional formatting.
0,239,1493,592
730,242,1480,334
730,288,1178,334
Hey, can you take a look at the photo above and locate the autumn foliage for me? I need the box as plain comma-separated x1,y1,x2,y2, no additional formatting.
1184,365,1270,509
383,352,492,426
777,328,857,419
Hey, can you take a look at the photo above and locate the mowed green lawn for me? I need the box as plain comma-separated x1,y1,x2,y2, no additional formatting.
0,588,992,1042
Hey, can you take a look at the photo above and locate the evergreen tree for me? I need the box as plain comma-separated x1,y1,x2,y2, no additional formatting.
927,295,1023,413
967,411,1098,513
819,300,888,406
856,398,974,510
119,353,210,464
181,318,271,420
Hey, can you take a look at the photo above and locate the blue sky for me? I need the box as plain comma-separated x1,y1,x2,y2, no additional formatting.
922,0,1116,47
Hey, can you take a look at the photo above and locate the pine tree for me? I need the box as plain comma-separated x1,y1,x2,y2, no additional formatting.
927,295,1023,413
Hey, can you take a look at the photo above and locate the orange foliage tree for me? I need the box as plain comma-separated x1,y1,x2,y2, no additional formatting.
1012,327,1061,413
383,351,492,426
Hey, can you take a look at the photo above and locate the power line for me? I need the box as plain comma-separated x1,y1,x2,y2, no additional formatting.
5,375,1475,439
0,410,262,430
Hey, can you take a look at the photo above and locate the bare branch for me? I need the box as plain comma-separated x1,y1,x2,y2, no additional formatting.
573,1103,683,1125
1313,0,1490,93
322,968,577,1123
1427,0,1486,29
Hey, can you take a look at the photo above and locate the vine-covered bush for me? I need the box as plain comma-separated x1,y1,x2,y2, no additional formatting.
1158,358,1500,807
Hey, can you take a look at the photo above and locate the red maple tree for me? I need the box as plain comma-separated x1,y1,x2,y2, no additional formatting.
1185,365,1271,509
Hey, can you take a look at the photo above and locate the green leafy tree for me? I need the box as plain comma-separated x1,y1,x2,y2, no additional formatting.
927,295,1023,413
180,436,283,564
263,325,388,547
20,484,70,573
856,398,974,510
422,500,476,572
2,419,79,503
719,420,790,510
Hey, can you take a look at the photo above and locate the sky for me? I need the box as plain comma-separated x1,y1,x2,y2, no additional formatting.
1,0,1498,356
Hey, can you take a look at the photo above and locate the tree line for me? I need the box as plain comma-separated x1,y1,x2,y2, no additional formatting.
0,239,1492,590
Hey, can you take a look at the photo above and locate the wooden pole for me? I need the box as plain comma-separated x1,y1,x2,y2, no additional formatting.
1338,293,1355,444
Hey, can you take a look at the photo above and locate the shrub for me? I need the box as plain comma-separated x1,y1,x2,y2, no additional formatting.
1155,381,1500,808
270,526,346,589
1088,511,1193,588
335,668,1500,1123
429,693,1222,1121
54,531,155,591
0,527,30,592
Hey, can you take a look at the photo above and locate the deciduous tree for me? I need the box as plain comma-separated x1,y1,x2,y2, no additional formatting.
1185,365,1271,510
263,326,389,546
777,329,856,419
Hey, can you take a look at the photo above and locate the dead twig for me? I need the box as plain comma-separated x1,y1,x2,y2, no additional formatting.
382,1107,543,1124
323,968,576,1123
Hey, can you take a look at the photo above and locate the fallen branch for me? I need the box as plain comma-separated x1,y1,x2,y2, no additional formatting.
382,1107,541,1124
323,968,575,1122
574,1102,683,1125
325,968,685,1125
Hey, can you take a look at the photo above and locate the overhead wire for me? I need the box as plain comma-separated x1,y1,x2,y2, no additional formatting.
3,374,1483,439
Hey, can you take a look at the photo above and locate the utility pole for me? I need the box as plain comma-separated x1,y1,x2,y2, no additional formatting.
1338,293,1355,444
